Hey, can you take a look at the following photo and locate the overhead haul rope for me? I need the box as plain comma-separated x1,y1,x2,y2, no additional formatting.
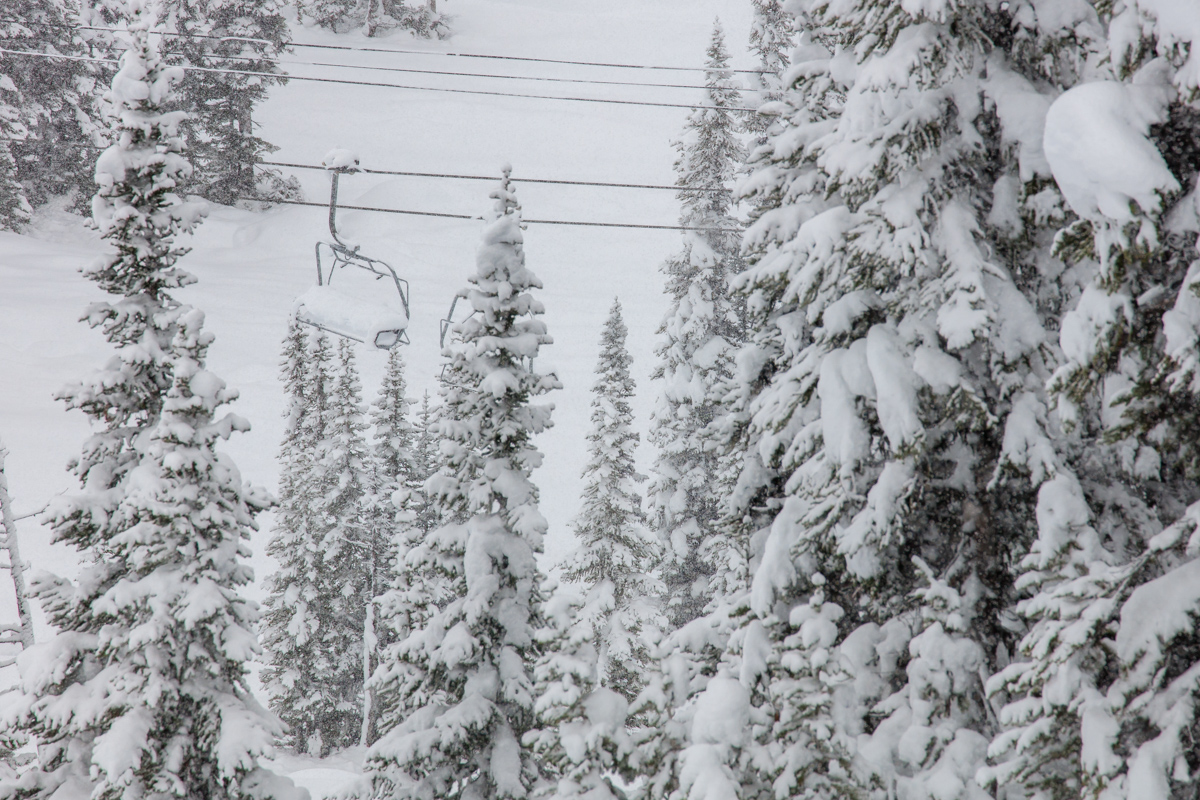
0,18,754,91
184,53,730,92
0,17,771,74
240,196,742,233
0,47,758,112
259,159,725,194
57,146,742,228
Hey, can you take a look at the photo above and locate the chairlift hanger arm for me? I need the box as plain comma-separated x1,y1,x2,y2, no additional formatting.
326,167,362,249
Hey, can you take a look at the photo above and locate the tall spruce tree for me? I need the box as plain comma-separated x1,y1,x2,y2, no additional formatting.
0,11,301,800
362,169,558,800
561,299,664,702
296,0,446,39
362,345,417,745
0,71,30,231
261,329,336,755
744,0,793,141
159,0,297,204
0,3,104,211
264,331,376,756
312,338,375,752
648,20,746,630
982,4,1200,798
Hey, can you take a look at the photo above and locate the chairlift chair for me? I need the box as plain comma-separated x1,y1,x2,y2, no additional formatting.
439,294,479,349
294,150,411,349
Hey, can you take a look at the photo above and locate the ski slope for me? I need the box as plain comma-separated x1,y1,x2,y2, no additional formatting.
0,0,754,671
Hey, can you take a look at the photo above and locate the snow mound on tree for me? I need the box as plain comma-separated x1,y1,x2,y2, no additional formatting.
689,676,749,746
1116,557,1200,665
1042,71,1179,222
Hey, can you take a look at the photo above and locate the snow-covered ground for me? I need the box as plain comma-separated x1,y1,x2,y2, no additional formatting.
262,748,366,798
0,0,753,786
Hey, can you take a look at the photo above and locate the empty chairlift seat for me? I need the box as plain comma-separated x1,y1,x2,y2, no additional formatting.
294,149,412,350
295,282,410,350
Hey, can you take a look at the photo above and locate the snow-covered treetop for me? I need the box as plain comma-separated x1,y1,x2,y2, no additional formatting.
91,0,204,296
439,165,560,536
749,0,792,78
674,22,744,235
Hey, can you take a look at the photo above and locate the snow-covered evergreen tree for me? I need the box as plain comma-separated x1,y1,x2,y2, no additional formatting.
561,298,664,702
758,578,857,800
369,387,445,741
409,392,444,538
649,21,746,629
371,346,416,518
297,0,446,39
262,332,377,756
0,3,104,211
524,586,637,800
859,565,991,800
983,5,1200,797
631,601,771,800
743,0,793,141
0,71,30,231
979,472,1141,800
714,0,1120,796
362,168,558,800
159,0,297,204
260,329,337,756
315,338,374,750
0,12,302,800
361,345,416,745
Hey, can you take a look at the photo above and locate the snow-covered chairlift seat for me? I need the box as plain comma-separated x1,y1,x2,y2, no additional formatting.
295,239,412,347
295,282,409,350
294,148,412,350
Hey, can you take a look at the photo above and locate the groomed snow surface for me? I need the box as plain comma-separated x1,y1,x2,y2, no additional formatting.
0,0,754,789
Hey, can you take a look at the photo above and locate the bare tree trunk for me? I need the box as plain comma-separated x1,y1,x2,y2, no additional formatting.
364,0,378,37
0,441,34,653
360,599,376,747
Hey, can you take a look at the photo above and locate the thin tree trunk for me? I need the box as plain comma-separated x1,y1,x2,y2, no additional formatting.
360,598,375,747
0,441,34,650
